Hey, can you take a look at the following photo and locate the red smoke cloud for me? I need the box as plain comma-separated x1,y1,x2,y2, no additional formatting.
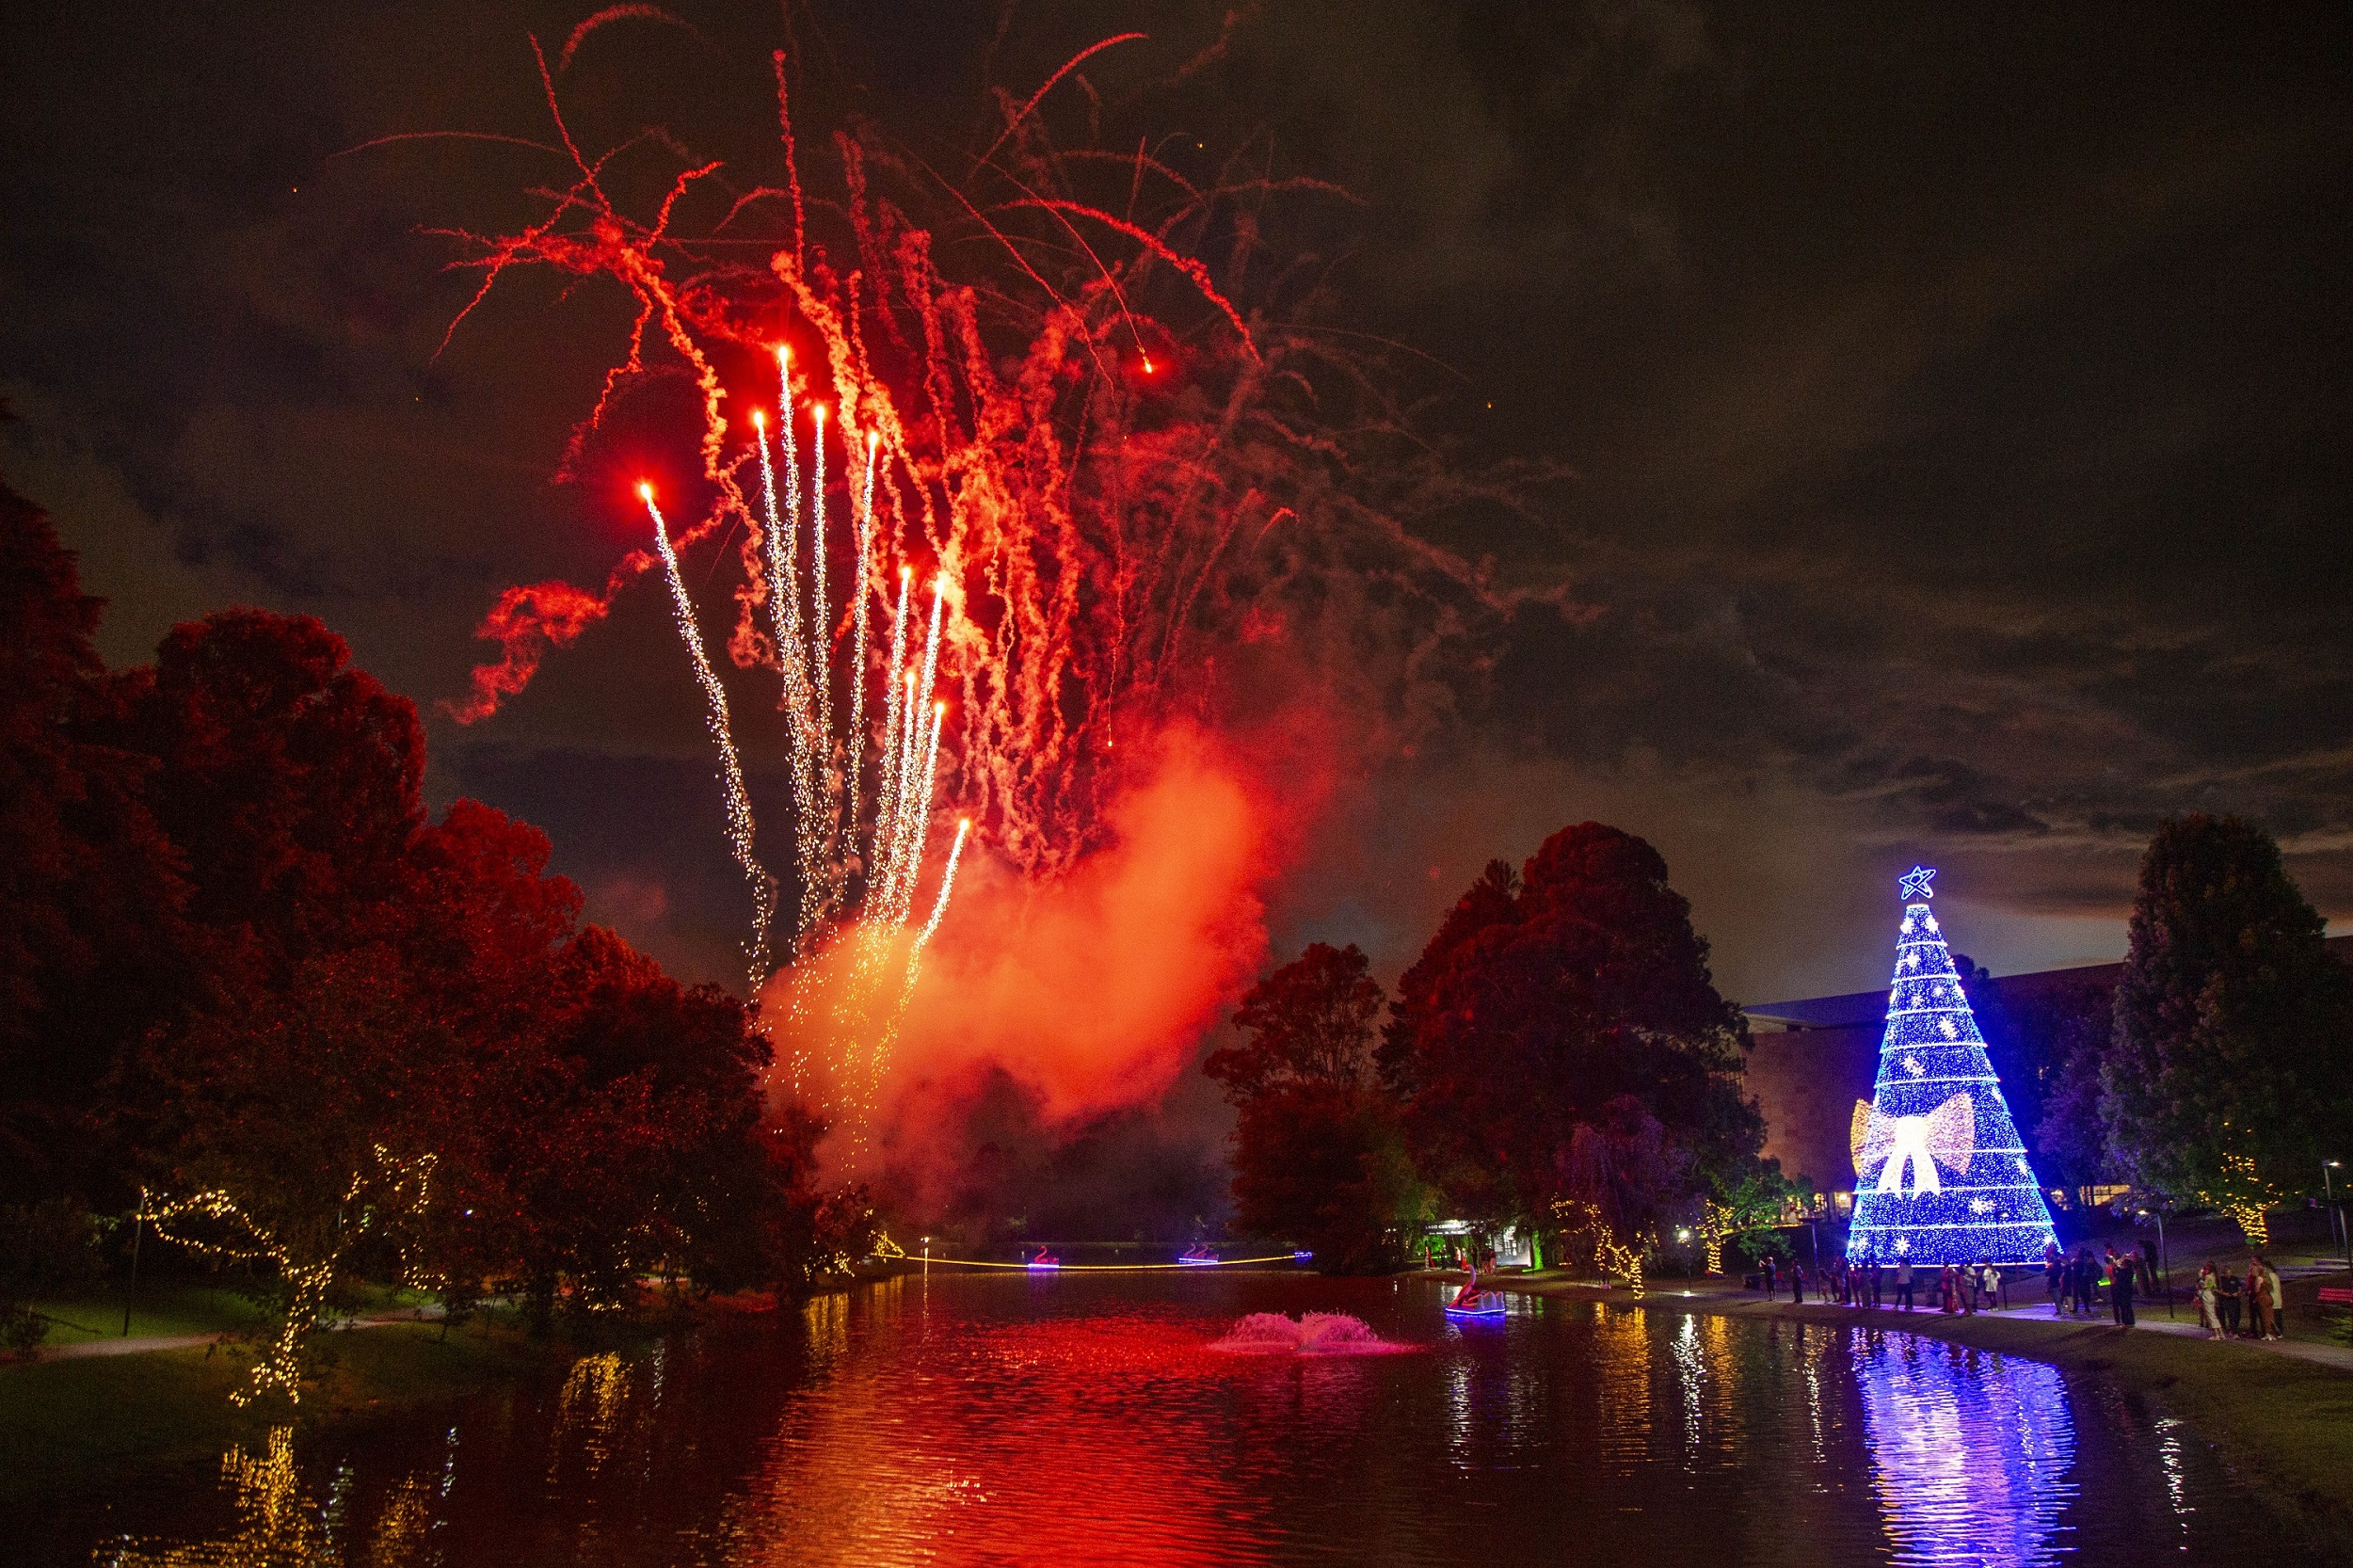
764,719,1325,1168
897,724,1273,1116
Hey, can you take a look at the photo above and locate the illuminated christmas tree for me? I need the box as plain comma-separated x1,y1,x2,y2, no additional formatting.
1845,867,2059,1267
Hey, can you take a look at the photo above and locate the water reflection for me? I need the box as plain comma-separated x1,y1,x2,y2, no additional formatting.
64,1279,2314,1567
101,1426,432,1568
1853,1335,2075,1566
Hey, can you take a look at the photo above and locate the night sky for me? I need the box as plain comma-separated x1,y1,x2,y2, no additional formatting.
6,1,2348,1018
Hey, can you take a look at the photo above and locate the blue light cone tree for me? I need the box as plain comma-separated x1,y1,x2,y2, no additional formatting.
1845,867,2058,1267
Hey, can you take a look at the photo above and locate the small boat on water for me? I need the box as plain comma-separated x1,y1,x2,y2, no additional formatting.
1178,1244,1220,1266
1444,1261,1506,1320
1025,1249,1061,1271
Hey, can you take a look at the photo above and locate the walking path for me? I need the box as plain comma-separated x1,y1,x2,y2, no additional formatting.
33,1306,443,1363
1965,1297,2353,1373
1466,1272,2353,1375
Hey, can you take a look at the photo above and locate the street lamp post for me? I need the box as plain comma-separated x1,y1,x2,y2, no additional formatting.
2326,1162,2346,1272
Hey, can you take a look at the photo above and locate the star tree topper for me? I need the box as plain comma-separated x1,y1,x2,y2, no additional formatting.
1898,865,1937,902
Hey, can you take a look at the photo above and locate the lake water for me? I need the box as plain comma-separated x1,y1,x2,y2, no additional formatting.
52,1272,2330,1565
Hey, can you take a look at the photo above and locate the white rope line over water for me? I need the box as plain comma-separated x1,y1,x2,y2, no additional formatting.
917,1255,1309,1272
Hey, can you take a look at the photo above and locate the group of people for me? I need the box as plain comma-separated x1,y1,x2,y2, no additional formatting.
1749,1240,2297,1345
2041,1241,2153,1326
2194,1256,2288,1341
1756,1254,2004,1313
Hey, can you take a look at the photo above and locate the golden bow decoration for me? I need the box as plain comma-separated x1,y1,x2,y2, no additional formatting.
1850,1094,1976,1194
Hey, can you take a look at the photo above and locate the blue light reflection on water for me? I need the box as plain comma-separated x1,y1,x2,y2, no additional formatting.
1853,1334,2076,1565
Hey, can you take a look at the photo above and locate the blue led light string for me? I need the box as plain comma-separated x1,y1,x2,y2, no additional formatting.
1845,867,2059,1266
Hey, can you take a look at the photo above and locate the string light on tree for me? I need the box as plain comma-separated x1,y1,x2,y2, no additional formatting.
1845,868,2059,1267
142,1146,437,1406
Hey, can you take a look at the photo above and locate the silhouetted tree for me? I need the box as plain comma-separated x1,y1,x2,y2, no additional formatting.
109,609,426,969
1384,824,1762,1232
1208,944,1425,1272
2103,815,2353,1235
1204,941,1385,1099
0,478,188,1200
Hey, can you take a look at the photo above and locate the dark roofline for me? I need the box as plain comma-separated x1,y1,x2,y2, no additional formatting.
1743,933,2353,1032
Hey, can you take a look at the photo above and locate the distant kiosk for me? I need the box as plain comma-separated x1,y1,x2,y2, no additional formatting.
1844,867,2058,1267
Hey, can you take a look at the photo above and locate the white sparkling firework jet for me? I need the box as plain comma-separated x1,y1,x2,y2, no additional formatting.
648,356,967,1154
641,485,776,992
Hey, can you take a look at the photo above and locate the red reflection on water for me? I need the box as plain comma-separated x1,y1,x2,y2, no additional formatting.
712,1288,1406,1565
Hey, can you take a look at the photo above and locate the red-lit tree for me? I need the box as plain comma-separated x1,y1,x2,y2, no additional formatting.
0,477,188,1201
1384,824,1761,1243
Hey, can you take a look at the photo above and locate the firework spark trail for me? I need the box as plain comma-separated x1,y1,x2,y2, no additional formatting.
846,433,879,877
880,586,947,920
875,568,912,883
744,390,966,1136
644,485,775,991
808,402,835,772
756,399,829,954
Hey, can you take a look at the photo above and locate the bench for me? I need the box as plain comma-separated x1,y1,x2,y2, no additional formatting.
2319,1287,2353,1305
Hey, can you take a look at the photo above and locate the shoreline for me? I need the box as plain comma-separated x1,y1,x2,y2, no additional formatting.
1462,1269,2353,1545
10,1268,2348,1548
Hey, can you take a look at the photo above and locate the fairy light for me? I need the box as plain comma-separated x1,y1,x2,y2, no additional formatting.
143,1147,435,1407
2198,1144,2288,1246
1551,1200,1646,1297
1844,869,2058,1266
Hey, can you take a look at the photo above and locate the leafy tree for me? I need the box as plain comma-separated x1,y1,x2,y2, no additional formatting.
0,479,189,1200
1955,955,2119,1200
1384,824,1762,1232
0,472,846,1367
1208,944,1425,1272
2103,815,2353,1240
1204,941,1385,1099
1691,1160,1796,1274
109,609,426,967
1229,1085,1425,1272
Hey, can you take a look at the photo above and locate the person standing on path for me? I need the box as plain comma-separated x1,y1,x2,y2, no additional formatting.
2217,1268,2243,1336
1896,1256,1913,1311
2197,1264,2222,1339
2069,1248,2095,1318
2045,1241,2064,1310
1790,1263,1806,1304
2260,1257,2285,1337
1763,1256,1777,1297
2248,1261,2275,1339
2112,1253,2137,1327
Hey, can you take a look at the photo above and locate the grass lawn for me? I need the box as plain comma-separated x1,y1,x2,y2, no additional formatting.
0,1316,558,1509
25,1283,273,1346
